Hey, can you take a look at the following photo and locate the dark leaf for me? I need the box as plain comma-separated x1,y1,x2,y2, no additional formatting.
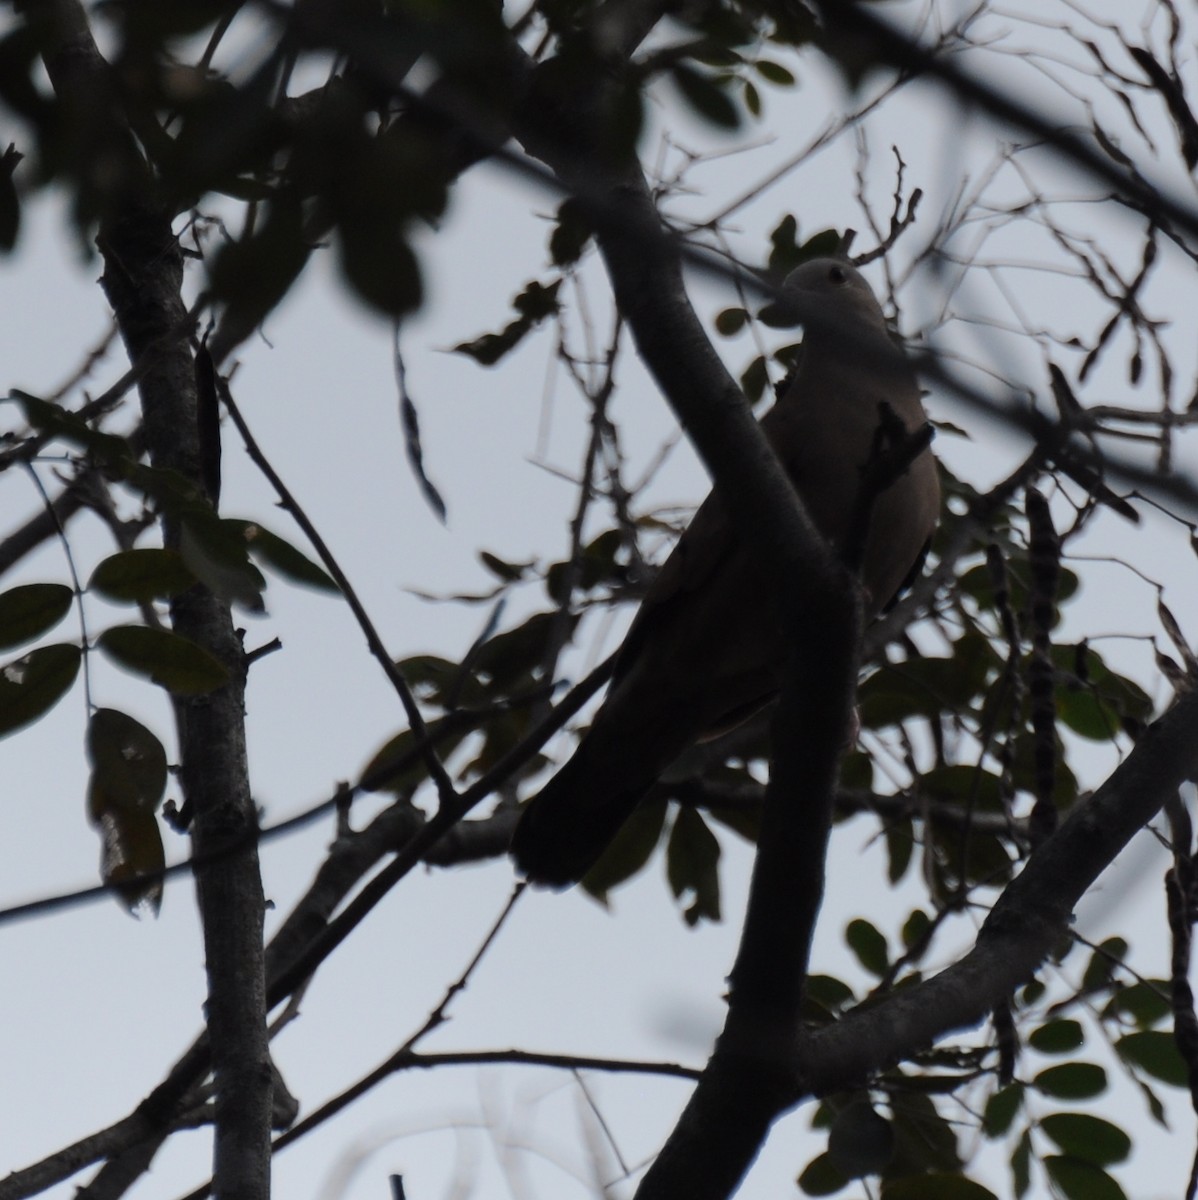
1012,1128,1031,1198
395,350,447,523
1106,980,1171,1028
666,806,721,925
828,1099,894,1177
340,225,423,317
755,59,796,85
801,974,856,1023
230,521,339,593
1116,1030,1189,1086
1043,1156,1127,1200
97,626,229,695
87,708,168,814
88,549,196,604
582,797,668,902
981,1083,1024,1137
1032,1062,1107,1099
1028,1019,1084,1054
0,642,81,736
845,917,889,976
715,307,748,336
179,514,267,611
87,796,165,916
1040,1114,1131,1166
671,63,741,129
796,1151,849,1196
0,582,73,650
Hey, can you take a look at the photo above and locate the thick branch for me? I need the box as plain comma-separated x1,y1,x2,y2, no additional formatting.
34,3,271,1197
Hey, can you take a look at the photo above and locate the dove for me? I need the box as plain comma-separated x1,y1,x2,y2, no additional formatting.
511,257,940,887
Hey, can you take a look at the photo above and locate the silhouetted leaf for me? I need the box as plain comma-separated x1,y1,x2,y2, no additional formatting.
1043,1156,1127,1200
179,514,267,611
1029,1019,1084,1054
666,806,721,925
229,521,339,593
828,1099,893,1177
846,917,889,976
582,797,667,902
88,549,196,603
1040,1113,1130,1165
880,1176,997,1199
1116,1030,1188,1086
0,583,73,650
0,642,81,736
1033,1062,1107,1099
796,1151,849,1196
97,626,228,695
982,1083,1023,1137
671,63,740,128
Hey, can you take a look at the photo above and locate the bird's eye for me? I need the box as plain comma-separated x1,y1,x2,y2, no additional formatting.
828,265,847,284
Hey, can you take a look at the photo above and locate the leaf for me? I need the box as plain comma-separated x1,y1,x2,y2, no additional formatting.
1106,980,1171,1028
845,917,889,976
1028,1019,1084,1054
666,806,721,925
339,225,423,317
0,642,81,736
359,716,474,793
827,1099,894,1177
229,521,339,593
1032,1062,1107,1099
88,549,196,603
179,514,267,611
1039,1113,1131,1166
671,63,741,129
796,1152,849,1196
1012,1128,1031,1198
97,626,229,695
755,59,796,85
1043,1156,1127,1200
715,307,748,336
801,974,856,1023
478,550,530,583
86,708,169,915
981,1083,1024,1137
1116,1030,1189,1086
0,582,73,650
581,797,668,902
88,798,165,916
86,708,168,813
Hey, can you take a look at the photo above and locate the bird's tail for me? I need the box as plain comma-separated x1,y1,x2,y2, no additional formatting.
510,740,658,888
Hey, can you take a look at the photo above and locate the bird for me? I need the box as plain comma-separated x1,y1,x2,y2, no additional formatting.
510,257,940,888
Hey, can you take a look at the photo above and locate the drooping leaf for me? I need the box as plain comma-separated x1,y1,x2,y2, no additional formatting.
0,642,81,736
582,797,667,902
86,708,168,813
1106,979,1171,1028
0,582,73,650
227,521,339,593
88,549,196,604
801,974,856,1023
665,806,721,925
86,708,169,915
97,626,229,695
